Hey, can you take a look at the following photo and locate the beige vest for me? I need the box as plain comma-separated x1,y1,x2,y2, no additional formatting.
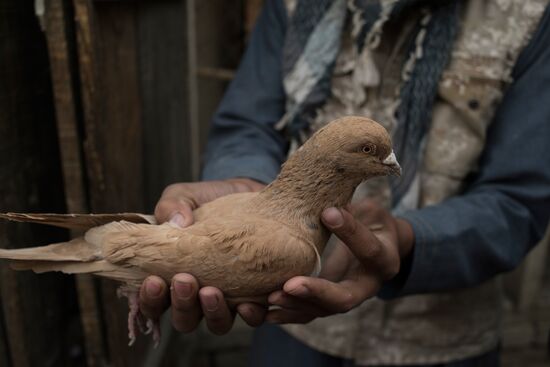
281,0,547,364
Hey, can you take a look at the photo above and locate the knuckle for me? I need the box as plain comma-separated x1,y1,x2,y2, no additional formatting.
358,240,383,261
154,199,175,218
339,218,358,238
162,183,185,196
337,293,356,313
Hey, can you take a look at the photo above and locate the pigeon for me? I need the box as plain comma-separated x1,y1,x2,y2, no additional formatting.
0,116,400,346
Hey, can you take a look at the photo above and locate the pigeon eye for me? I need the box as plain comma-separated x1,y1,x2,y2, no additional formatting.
362,144,376,155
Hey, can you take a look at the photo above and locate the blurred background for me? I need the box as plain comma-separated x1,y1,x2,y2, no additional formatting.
0,0,548,366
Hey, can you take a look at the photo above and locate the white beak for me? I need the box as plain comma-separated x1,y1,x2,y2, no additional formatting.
382,150,401,176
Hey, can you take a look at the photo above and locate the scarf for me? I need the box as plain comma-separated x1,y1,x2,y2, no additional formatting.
277,0,462,206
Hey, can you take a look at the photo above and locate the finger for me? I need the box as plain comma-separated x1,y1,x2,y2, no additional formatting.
265,308,316,324
154,197,195,227
236,303,267,327
139,276,170,320
268,291,329,316
350,199,383,222
322,208,395,277
199,287,235,335
170,274,202,333
318,239,353,281
282,276,376,314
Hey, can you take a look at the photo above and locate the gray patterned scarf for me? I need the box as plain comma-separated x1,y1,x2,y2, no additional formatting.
277,0,461,206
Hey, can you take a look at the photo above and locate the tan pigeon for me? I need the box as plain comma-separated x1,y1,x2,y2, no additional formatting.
0,116,400,346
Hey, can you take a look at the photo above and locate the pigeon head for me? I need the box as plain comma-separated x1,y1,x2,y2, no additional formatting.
303,116,401,179
262,116,400,226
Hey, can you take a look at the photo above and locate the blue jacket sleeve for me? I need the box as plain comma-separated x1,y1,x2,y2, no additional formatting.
201,0,288,184
381,8,550,298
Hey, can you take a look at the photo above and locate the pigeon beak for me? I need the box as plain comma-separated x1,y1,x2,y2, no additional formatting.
382,150,401,176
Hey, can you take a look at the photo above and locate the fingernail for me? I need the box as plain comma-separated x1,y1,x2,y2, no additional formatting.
288,285,309,297
268,293,282,305
322,207,343,228
203,294,219,312
174,281,193,299
146,280,162,298
169,213,185,228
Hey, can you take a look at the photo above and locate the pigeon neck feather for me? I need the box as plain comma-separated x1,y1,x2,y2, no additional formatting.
258,145,364,242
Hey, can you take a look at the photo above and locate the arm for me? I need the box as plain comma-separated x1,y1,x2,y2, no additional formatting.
382,7,550,297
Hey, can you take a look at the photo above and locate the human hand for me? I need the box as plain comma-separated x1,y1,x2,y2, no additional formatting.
264,199,414,324
139,178,266,334
153,178,265,227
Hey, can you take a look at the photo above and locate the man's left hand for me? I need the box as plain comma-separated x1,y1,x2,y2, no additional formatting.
254,199,415,324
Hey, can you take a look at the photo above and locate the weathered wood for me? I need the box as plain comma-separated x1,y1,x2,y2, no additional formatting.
0,2,83,366
43,1,108,366
0,266,27,367
44,0,86,210
186,0,201,181
195,0,245,150
136,0,193,210
0,306,10,367
197,66,236,81
73,0,151,364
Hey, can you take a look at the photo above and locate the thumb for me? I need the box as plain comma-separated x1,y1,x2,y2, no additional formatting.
154,197,195,227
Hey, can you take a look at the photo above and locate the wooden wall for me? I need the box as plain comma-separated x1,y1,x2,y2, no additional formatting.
1,0,249,366
0,1,85,366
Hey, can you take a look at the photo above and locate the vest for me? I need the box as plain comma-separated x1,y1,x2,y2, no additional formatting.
281,0,547,364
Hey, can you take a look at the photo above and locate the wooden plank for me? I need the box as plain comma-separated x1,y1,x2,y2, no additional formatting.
186,0,201,181
73,0,150,365
0,302,10,367
73,0,105,208
0,2,83,366
136,0,193,210
197,66,235,81
0,266,27,367
43,1,107,366
195,0,245,152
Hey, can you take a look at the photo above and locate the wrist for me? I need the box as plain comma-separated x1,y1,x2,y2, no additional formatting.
225,178,266,193
395,218,414,259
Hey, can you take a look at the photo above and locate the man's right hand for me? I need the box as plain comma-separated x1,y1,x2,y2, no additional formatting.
153,179,265,227
139,178,266,335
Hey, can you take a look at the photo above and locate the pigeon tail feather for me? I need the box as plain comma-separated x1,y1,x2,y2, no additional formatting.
0,238,100,262
0,212,155,230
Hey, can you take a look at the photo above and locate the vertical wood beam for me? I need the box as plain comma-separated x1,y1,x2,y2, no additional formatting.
43,1,107,366
0,2,80,366
137,0,193,210
73,0,148,364
186,0,201,181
